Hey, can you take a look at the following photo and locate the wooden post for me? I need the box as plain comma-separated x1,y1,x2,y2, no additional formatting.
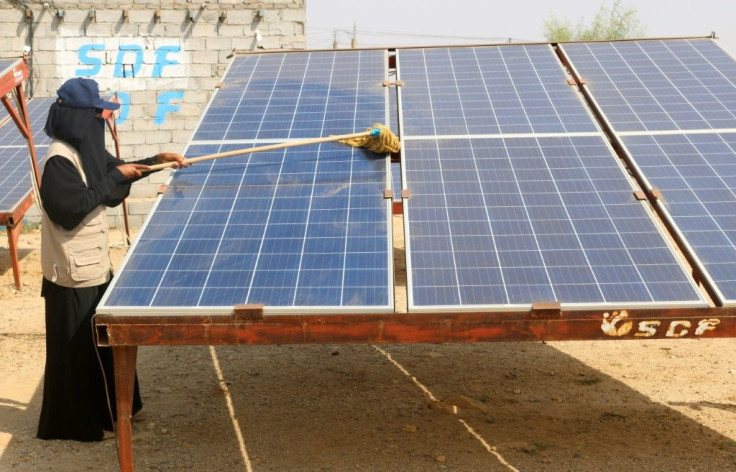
6,219,23,290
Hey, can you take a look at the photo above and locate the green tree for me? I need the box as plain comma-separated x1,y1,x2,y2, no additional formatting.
543,0,646,42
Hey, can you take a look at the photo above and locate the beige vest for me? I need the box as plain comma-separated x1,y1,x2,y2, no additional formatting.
40,140,111,288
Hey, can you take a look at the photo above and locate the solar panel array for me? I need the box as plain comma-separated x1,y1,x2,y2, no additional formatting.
399,44,705,310
562,39,736,133
100,38,736,316
563,39,736,305
99,51,394,314
0,97,53,213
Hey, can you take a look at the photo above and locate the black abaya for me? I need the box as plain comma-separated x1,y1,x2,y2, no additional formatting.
37,278,142,442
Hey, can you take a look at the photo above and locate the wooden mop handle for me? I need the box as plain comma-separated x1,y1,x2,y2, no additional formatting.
147,129,373,171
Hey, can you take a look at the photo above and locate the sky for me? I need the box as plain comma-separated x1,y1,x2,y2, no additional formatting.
306,0,736,57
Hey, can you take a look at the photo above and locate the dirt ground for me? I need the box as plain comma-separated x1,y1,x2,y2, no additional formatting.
1,218,736,471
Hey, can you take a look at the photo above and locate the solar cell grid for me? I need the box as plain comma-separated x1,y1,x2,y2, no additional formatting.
0,97,52,213
0,97,52,146
0,58,13,68
103,143,392,312
562,39,736,132
398,45,598,137
403,135,705,309
100,50,393,314
622,132,736,304
195,50,387,141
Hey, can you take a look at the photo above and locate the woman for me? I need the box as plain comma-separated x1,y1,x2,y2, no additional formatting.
36,77,187,441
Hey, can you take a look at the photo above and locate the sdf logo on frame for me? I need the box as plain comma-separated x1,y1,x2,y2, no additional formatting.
601,311,720,338
74,42,185,126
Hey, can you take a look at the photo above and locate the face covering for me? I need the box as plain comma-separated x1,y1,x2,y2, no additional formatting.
44,102,108,186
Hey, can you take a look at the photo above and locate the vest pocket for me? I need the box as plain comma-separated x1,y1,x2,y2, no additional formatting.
68,245,106,281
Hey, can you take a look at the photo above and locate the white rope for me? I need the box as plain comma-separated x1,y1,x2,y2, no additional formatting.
209,346,254,472
372,345,521,472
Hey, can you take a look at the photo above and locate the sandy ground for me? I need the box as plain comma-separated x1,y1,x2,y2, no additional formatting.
1,218,736,471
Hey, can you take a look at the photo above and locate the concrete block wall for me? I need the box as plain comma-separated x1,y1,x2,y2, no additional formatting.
1,0,306,228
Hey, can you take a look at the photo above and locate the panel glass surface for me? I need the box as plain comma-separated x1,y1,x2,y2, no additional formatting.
398,45,597,136
0,97,53,212
195,50,387,141
102,143,391,311
562,39,736,132
622,132,736,304
100,51,392,314
403,136,704,309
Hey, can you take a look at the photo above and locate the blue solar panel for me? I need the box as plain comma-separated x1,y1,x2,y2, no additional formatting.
398,45,598,136
0,97,52,146
101,143,392,312
195,50,387,141
622,132,736,305
403,136,705,309
99,51,393,314
0,97,53,213
562,39,736,132
0,58,19,81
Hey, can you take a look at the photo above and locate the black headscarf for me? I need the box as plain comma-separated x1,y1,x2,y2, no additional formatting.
44,102,108,186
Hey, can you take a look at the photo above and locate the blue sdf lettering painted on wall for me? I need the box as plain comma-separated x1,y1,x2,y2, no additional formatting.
75,43,184,126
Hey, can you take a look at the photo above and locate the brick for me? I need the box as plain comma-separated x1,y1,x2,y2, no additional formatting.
0,22,21,36
215,24,244,38
85,22,113,37
146,130,173,144
181,37,206,51
280,9,306,22
258,35,282,50
119,129,147,145
30,51,55,67
0,10,25,23
224,9,254,24
3,38,26,55
113,22,140,36
188,63,215,77
128,183,153,198
231,37,256,51
56,23,85,38
158,10,182,24
35,38,58,51
59,10,93,24
191,50,220,65
132,144,162,158
198,9,219,23
172,130,194,143
127,10,155,24
187,22,217,38
205,37,232,51
125,199,155,215
141,21,166,36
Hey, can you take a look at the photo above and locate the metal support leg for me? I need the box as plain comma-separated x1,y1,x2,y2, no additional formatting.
6,220,23,290
113,345,138,472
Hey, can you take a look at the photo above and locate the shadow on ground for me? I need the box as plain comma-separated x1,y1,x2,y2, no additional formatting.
2,340,735,471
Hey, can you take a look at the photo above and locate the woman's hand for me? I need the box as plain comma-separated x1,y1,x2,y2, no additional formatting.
116,163,151,179
154,152,189,169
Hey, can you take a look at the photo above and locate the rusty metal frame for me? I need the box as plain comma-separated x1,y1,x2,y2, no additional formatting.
96,304,736,472
0,56,38,290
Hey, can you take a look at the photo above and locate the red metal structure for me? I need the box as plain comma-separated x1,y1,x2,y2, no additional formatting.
96,304,736,471
0,56,39,290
